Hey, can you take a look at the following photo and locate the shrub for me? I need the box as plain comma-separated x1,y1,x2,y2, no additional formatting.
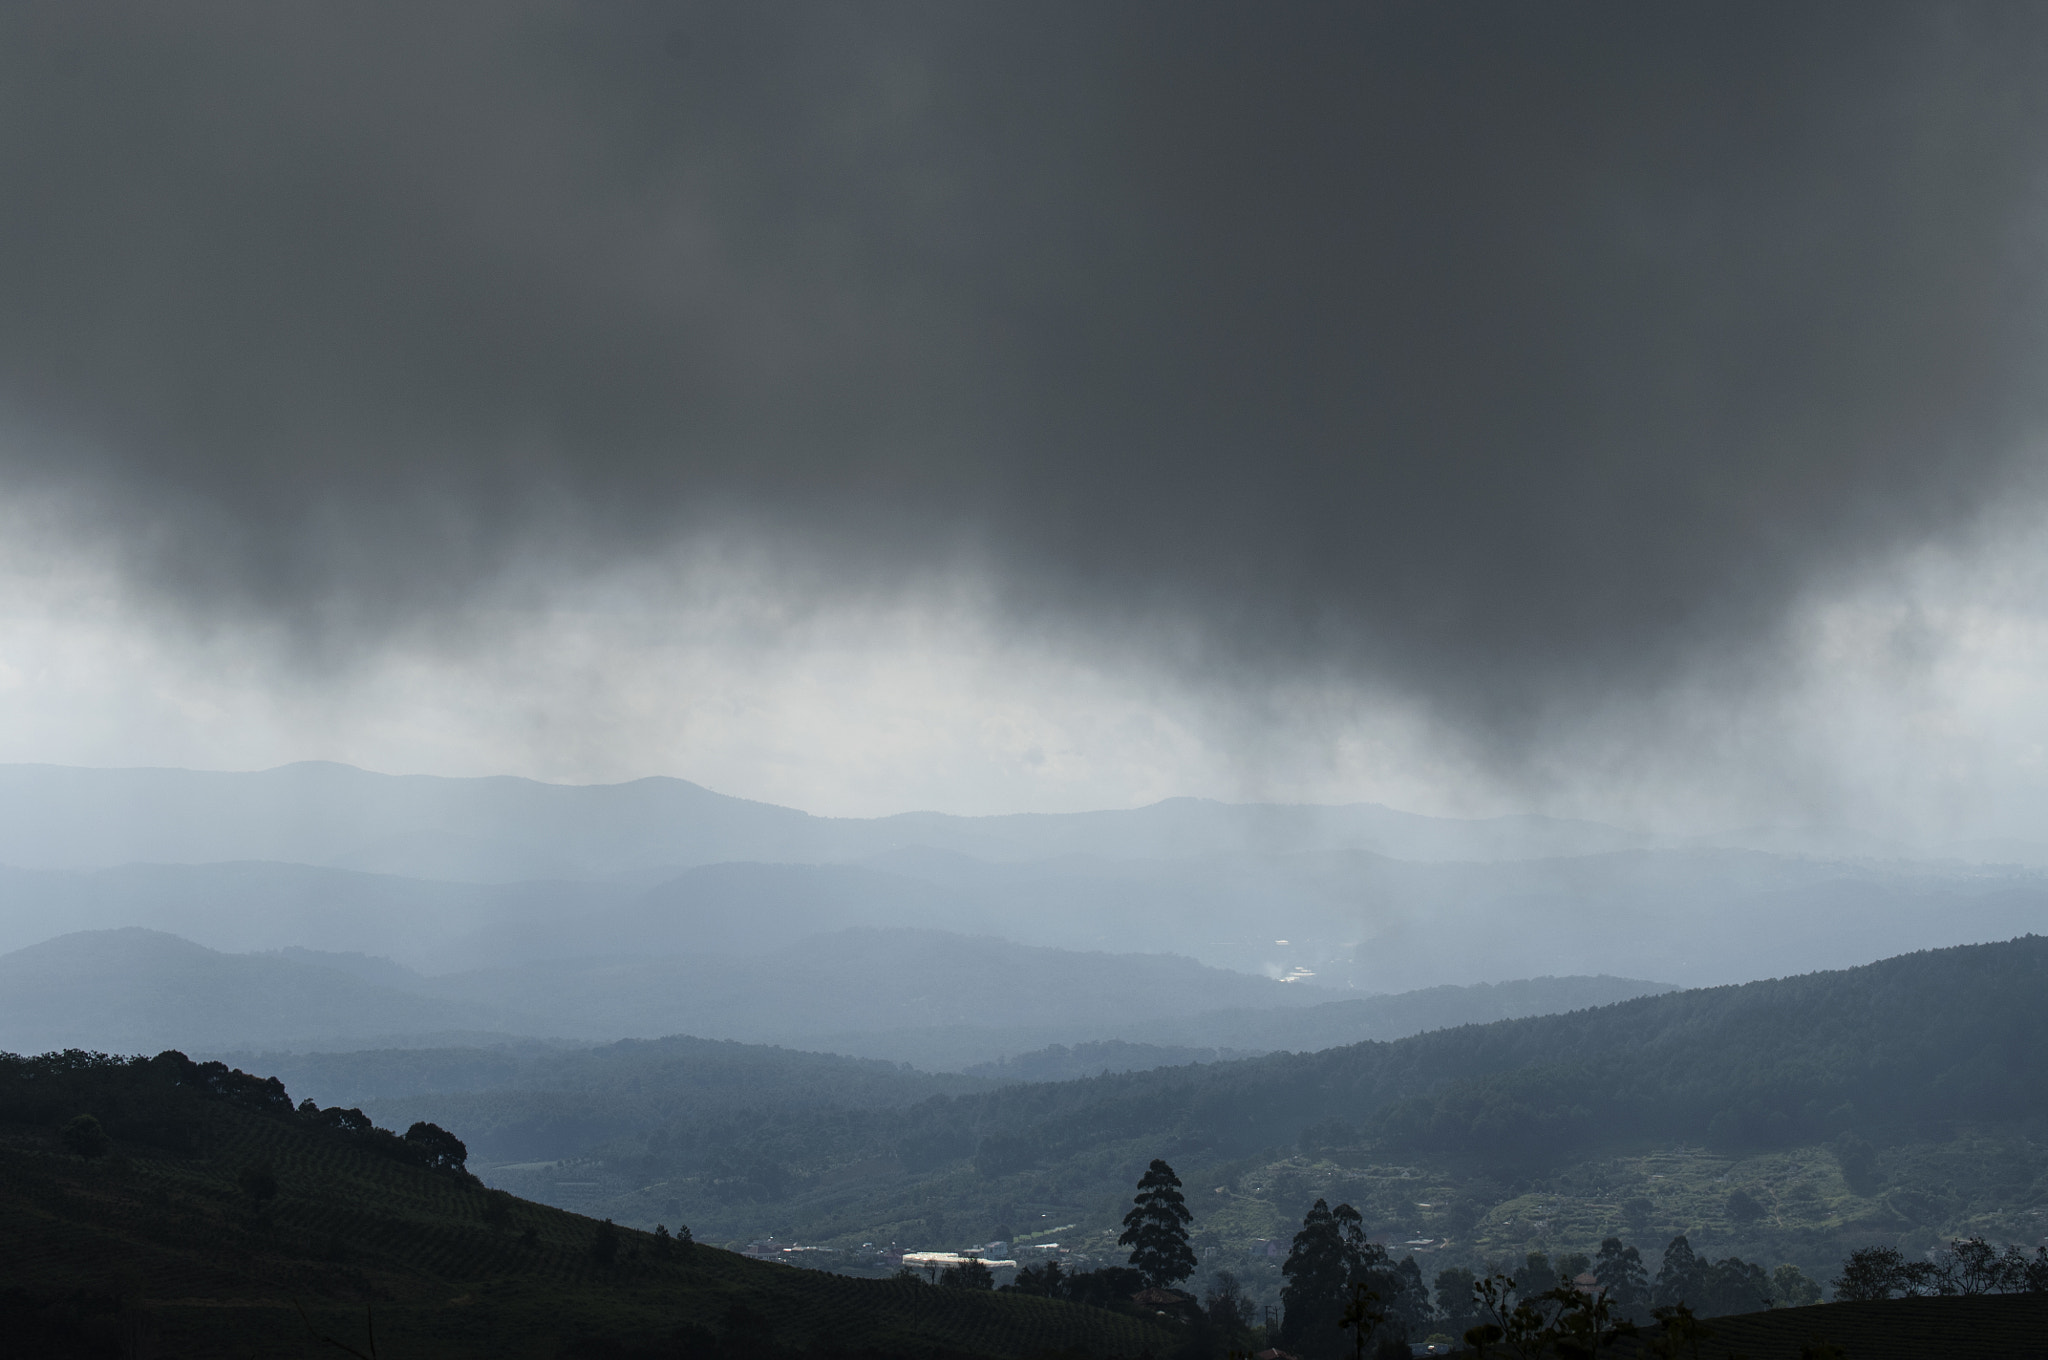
402,1121,468,1173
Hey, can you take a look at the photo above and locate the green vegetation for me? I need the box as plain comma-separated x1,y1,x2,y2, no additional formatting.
1117,1159,1195,1287
1279,1198,1428,1358
1833,1239,2048,1300
0,1049,1175,1358
367,937,2044,1311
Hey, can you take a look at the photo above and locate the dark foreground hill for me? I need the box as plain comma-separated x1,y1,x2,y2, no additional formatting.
0,1050,1172,1360
1625,1293,2048,1360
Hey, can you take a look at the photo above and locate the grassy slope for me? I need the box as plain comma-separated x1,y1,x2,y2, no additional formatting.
0,1087,1174,1359
1659,1294,2048,1360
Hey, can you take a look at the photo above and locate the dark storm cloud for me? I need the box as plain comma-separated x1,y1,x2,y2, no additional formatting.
1,1,2045,732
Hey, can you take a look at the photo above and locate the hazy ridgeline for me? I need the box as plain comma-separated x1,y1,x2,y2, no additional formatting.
0,764,2043,1005
0,927,1668,1070
0,760,2043,1071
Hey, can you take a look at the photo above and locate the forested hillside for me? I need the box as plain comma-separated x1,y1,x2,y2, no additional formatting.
922,933,2048,1170
960,975,1678,1073
378,938,2048,1306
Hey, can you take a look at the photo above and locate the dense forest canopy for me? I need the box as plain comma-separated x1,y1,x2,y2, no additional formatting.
295,936,2048,1290
762,935,2048,1177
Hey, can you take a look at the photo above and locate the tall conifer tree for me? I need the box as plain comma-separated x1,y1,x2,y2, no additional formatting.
1282,1199,1351,1355
1119,1158,1196,1287
1654,1234,1704,1308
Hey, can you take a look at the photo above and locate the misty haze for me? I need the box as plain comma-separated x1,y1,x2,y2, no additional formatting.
2,6,2046,1359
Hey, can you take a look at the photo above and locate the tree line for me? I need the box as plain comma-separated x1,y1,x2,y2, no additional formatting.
17,1048,474,1181
1833,1238,2048,1300
930,1154,2048,1360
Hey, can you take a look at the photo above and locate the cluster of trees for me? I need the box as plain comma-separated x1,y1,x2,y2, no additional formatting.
1005,1159,1202,1309
937,1258,996,1289
1279,1216,1822,1358
1281,1198,1430,1359
1834,1238,2048,1300
1429,1236,1814,1336
1582,1235,1801,1319
4,1048,473,1185
2,1048,291,1151
296,1096,470,1175
984,1158,1849,1358
1006,1260,1160,1308
588,1216,694,1267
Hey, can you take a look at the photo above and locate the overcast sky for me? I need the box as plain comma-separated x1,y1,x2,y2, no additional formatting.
2,2,2047,833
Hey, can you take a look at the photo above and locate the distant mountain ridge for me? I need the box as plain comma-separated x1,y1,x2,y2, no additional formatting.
0,928,1673,1071
0,926,1327,1058
3,839,2043,994
12,761,2046,882
0,928,529,1052
2,762,2043,997
0,760,1647,878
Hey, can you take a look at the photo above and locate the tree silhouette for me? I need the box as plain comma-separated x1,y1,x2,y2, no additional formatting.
1284,1199,1428,1358
1594,1237,1649,1319
939,1258,994,1289
1205,1269,1250,1330
1461,1271,1640,1360
589,1217,619,1265
1834,1237,2048,1299
1119,1158,1195,1287
1771,1263,1822,1307
1282,1200,1351,1357
1653,1236,1703,1309
402,1121,468,1173
1011,1259,1068,1297
1434,1265,1478,1335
